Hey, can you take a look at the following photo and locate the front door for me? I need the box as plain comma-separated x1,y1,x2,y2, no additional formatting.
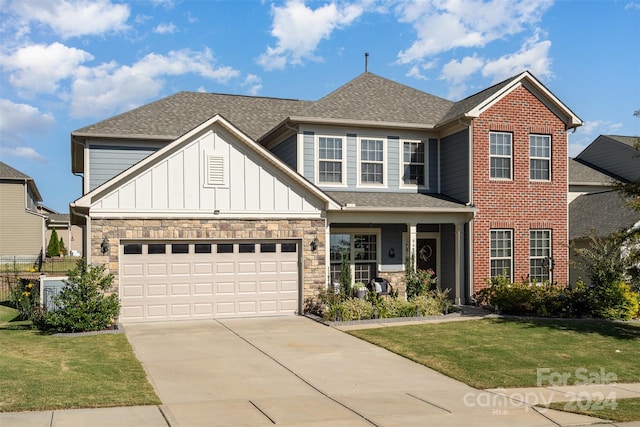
416,238,437,275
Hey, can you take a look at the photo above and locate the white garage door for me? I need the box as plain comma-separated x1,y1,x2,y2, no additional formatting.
119,241,300,322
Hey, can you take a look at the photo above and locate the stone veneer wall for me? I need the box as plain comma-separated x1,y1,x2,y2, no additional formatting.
90,218,327,303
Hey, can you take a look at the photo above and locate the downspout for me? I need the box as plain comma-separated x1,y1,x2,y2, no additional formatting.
458,117,474,302
70,204,91,264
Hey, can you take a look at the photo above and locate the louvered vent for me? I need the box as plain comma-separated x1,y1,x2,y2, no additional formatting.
206,155,225,186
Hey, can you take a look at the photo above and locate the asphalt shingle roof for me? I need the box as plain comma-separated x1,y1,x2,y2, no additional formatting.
294,72,454,126
569,158,617,184
325,191,469,210
0,161,32,180
437,75,519,126
73,92,313,141
0,161,42,201
569,190,639,239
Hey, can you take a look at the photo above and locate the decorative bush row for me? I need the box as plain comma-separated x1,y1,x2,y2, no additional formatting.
476,275,639,320
312,287,453,322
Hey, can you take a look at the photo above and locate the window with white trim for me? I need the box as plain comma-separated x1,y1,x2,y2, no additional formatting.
530,230,551,282
318,136,343,184
530,134,551,181
490,229,512,280
490,132,512,179
360,138,384,184
329,232,378,284
403,141,425,185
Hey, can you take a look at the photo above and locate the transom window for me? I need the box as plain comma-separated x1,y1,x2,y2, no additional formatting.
530,135,551,181
318,137,343,183
490,132,512,179
530,230,551,282
329,232,378,284
490,229,512,280
360,138,384,184
403,141,425,185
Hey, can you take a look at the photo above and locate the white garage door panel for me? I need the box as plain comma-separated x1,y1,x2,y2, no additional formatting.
120,241,300,322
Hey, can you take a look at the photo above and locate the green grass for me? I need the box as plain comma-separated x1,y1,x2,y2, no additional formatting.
545,397,640,422
0,305,160,412
348,318,640,389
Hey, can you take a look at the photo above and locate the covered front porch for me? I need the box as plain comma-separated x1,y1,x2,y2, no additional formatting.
324,192,475,304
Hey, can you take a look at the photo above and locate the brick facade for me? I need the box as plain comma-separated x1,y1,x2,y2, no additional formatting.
472,85,568,291
90,218,327,302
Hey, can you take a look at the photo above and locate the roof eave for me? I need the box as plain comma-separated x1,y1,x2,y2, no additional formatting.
331,206,477,213
288,116,436,130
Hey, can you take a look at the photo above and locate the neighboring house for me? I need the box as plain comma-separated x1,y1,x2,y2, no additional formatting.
39,205,83,256
0,162,47,260
568,135,640,285
69,71,582,323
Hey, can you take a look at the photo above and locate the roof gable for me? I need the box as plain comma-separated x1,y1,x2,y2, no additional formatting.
570,190,639,239
576,135,640,182
73,115,338,215
438,71,582,129
0,161,42,201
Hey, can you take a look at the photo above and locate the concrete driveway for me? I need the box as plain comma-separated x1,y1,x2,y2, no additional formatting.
124,316,604,427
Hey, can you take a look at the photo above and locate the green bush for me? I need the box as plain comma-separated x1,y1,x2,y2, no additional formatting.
43,260,120,332
477,275,639,320
591,281,639,321
47,229,60,257
337,298,374,321
411,289,452,316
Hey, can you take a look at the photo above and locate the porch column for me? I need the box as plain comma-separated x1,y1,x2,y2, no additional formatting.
407,223,417,266
454,222,464,305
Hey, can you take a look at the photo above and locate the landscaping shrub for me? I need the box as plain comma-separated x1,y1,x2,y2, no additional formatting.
43,260,120,332
9,278,39,321
477,275,639,320
405,252,438,299
411,289,452,316
336,298,374,321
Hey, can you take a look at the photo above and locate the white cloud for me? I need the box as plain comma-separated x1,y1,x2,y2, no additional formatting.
0,99,53,163
440,55,485,99
396,0,553,63
482,32,552,83
258,0,365,70
0,42,93,94
70,48,240,117
0,99,55,139
242,74,262,96
9,0,130,39
154,23,177,34
625,2,640,10
0,146,47,163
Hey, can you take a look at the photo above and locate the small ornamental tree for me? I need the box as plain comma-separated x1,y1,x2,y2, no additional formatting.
59,237,67,256
43,259,120,332
47,229,60,257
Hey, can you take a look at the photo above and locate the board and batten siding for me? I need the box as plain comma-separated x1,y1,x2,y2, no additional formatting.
89,144,162,191
91,125,324,216
0,183,44,257
303,131,315,182
439,129,470,203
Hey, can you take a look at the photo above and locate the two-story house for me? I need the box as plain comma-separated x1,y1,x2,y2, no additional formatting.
0,162,47,260
568,135,640,285
70,71,581,323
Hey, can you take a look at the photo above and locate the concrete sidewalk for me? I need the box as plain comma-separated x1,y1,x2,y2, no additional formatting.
2,315,639,427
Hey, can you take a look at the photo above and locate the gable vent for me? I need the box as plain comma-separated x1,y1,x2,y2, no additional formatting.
206,155,225,186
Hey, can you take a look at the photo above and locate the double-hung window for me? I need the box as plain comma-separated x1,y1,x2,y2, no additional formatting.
318,137,343,184
360,138,384,184
403,141,425,185
530,230,551,282
530,134,551,181
490,229,512,280
489,132,512,179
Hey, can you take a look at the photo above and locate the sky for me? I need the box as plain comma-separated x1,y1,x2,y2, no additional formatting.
0,0,639,213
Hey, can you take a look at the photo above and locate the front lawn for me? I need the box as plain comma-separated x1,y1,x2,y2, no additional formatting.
348,318,640,389
0,305,160,412
545,397,640,423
